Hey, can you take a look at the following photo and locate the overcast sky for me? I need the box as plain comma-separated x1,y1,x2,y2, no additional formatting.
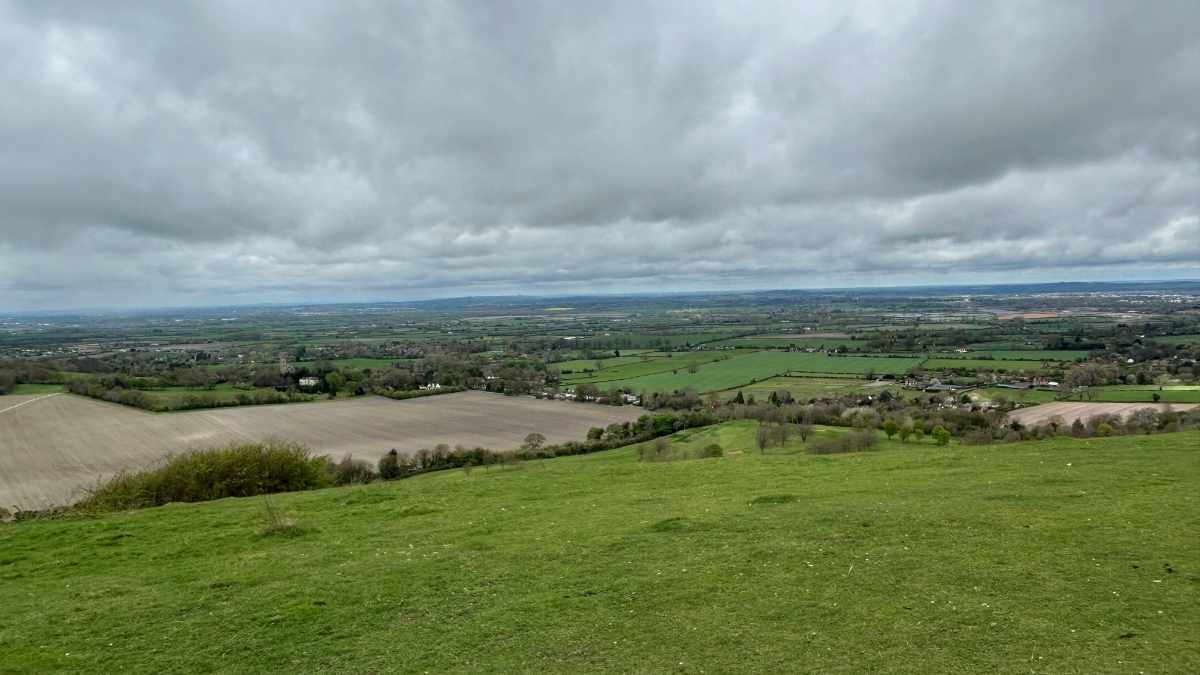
1,1,1198,310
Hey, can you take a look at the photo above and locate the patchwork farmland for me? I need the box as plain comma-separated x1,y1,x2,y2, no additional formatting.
0,391,642,509
574,351,923,394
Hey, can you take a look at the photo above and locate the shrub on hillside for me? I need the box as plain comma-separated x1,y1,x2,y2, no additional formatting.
79,441,331,511
961,429,996,445
807,430,877,455
328,454,377,485
931,425,952,446
378,449,402,479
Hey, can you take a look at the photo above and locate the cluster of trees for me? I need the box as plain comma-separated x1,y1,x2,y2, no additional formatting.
550,382,628,405
339,410,725,484
65,378,314,412
637,437,724,462
0,360,66,394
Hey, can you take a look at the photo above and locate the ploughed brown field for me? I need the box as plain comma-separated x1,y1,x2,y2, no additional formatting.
1006,401,1197,427
0,391,643,510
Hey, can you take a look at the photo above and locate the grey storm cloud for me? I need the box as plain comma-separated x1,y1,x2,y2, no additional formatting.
0,0,1198,309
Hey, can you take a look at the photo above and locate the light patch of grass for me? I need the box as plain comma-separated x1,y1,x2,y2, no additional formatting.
7,383,65,395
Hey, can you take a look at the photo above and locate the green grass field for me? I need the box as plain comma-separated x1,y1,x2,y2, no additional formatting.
710,337,869,349
941,350,1089,361
592,352,922,393
579,332,746,348
552,354,666,372
6,383,66,395
1152,334,1200,345
725,375,899,402
1070,385,1200,403
561,352,728,384
922,358,1051,372
975,387,1061,403
976,385,1200,404
328,358,404,370
964,340,1034,350
1,424,1196,673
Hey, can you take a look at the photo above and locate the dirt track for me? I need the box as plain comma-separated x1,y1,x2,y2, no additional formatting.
1006,401,1197,427
0,391,643,509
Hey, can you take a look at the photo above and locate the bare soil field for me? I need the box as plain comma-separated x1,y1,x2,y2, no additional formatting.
0,391,642,509
1007,401,1197,427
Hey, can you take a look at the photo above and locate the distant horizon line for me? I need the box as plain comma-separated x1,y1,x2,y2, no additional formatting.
3,278,1198,317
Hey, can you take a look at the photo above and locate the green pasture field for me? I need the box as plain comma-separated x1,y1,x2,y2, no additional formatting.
327,358,403,370
1152,334,1200,345
710,337,868,349
1,424,1196,673
6,383,66,395
724,376,899,402
984,350,1089,360
551,355,663,372
964,340,1034,350
1070,385,1200,404
976,385,1200,404
561,352,728,384
936,350,1089,361
922,358,1051,372
591,352,922,394
974,387,1061,404
579,331,746,348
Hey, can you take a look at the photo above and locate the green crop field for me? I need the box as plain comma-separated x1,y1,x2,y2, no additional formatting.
579,332,746,348
975,387,1061,403
328,358,404,370
1153,334,1200,345
725,376,899,402
965,340,1036,350
710,337,869,350
922,358,1050,372
591,352,922,394
552,354,664,372
976,385,1200,404
949,350,1089,361
561,352,728,384
1070,385,1200,403
7,383,66,395
1,425,1196,673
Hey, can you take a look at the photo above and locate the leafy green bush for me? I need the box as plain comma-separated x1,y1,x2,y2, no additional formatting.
931,425,952,446
79,441,331,511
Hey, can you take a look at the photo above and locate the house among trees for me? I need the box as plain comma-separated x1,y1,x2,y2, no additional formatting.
298,376,320,389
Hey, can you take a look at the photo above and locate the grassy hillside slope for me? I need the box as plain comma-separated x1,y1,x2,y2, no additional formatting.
1,426,1197,673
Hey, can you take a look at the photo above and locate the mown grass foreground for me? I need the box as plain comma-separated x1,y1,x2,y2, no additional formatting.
2,424,1198,673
